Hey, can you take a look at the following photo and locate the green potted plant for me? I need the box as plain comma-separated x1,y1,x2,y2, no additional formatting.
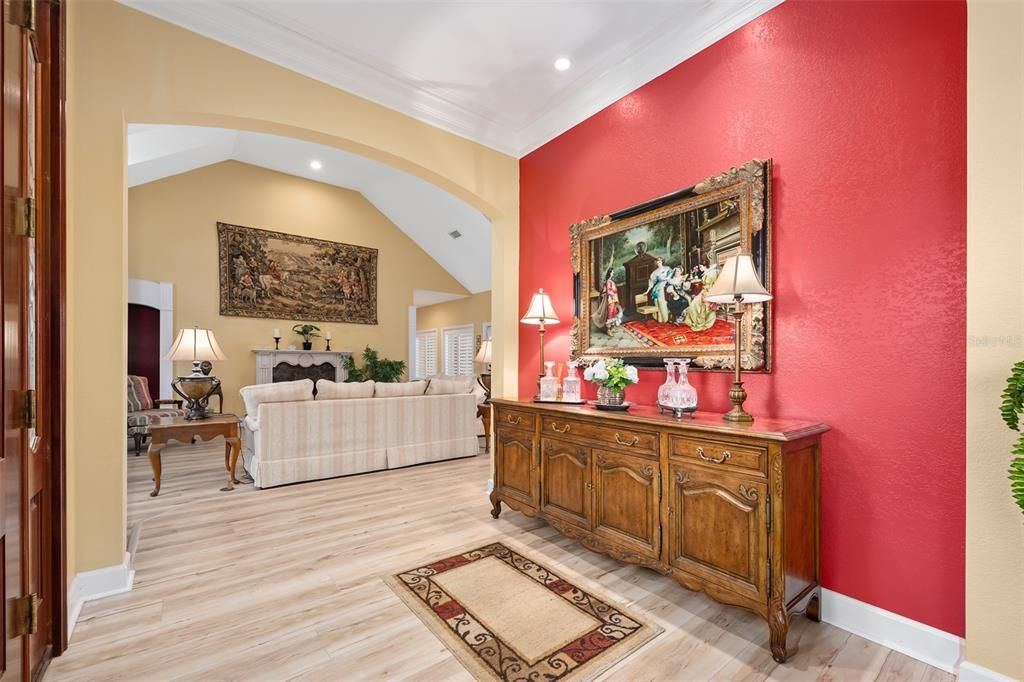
999,361,1024,514
292,323,321,351
345,346,406,383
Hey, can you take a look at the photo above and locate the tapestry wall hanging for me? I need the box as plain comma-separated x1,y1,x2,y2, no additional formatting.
217,222,378,325
570,159,771,370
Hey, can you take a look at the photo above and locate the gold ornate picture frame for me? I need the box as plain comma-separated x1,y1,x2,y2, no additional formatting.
570,159,772,371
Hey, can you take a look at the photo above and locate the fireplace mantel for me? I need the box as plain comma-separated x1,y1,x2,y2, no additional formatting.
252,349,353,385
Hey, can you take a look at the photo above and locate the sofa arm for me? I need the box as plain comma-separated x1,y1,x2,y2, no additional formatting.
243,415,260,433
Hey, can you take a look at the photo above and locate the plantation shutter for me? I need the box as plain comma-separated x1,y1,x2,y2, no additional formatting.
414,330,437,380
443,325,475,376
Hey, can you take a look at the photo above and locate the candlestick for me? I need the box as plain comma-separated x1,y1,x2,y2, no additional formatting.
273,335,281,350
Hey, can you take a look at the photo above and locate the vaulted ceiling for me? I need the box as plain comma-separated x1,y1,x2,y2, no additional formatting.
128,125,493,293
118,0,782,156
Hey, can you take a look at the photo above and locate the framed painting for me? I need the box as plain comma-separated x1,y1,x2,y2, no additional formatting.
217,222,378,324
570,159,771,371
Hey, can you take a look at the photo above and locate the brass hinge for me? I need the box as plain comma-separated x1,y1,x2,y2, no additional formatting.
9,0,35,33
11,592,40,636
22,388,36,429
766,559,772,597
11,197,35,238
766,494,772,533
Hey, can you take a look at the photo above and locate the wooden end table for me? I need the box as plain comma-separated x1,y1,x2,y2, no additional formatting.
147,414,242,497
477,402,491,452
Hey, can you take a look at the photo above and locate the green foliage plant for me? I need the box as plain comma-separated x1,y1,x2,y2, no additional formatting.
998,360,1024,514
345,345,407,383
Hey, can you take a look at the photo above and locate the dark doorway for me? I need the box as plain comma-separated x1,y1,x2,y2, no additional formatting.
128,304,161,396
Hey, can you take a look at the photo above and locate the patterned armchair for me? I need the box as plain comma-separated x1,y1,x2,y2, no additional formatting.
127,375,186,456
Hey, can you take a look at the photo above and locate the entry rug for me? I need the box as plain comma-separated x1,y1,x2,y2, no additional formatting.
386,542,662,681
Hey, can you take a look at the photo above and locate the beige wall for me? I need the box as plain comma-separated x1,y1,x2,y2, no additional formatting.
966,0,1024,678
128,161,468,415
416,291,492,375
68,0,519,579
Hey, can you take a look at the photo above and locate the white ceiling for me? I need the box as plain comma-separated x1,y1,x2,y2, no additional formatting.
128,124,492,293
118,0,783,156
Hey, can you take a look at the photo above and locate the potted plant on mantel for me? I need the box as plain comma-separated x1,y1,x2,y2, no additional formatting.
292,323,321,351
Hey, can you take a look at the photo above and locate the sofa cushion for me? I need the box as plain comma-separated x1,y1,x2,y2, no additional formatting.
240,379,314,417
316,379,375,400
426,379,466,396
127,375,154,412
374,381,427,398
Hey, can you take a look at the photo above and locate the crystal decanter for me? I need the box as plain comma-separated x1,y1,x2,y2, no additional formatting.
562,362,582,402
539,361,560,401
669,358,698,415
658,359,678,408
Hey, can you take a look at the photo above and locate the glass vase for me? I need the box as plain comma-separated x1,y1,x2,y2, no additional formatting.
539,361,560,401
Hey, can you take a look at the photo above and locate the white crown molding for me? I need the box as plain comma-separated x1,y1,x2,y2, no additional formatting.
821,588,964,674
516,0,785,155
117,0,784,157
118,0,522,155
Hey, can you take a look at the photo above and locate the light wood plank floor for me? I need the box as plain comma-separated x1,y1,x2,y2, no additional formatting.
47,443,953,681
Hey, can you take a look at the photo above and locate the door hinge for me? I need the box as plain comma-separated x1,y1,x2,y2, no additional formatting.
766,559,772,597
11,197,35,238
21,388,36,429
12,592,40,636
9,0,35,33
766,493,772,533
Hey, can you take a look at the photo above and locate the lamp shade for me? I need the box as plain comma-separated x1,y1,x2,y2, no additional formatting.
164,327,227,363
521,289,559,325
704,254,772,304
475,339,492,364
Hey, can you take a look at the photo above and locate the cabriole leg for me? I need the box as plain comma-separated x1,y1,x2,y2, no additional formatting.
769,603,792,663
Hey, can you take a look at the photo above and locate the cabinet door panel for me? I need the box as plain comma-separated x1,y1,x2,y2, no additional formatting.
592,449,660,558
540,437,589,528
667,463,767,602
496,427,537,509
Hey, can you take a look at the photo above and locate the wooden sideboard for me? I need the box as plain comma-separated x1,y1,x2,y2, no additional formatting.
488,399,828,663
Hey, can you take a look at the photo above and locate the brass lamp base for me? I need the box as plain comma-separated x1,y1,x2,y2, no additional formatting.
171,374,221,421
724,379,754,422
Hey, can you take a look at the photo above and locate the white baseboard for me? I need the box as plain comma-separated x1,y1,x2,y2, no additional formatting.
821,588,964,673
958,661,1021,682
67,552,135,642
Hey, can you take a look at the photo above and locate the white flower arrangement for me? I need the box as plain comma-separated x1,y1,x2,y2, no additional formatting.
583,358,639,390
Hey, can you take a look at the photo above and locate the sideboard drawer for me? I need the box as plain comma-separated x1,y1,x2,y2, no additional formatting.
495,407,537,432
540,416,657,455
669,436,766,476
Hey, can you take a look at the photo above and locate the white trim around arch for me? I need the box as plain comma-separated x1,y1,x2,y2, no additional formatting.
127,279,174,399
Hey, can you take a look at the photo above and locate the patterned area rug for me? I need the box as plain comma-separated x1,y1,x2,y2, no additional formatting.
386,542,662,681
623,317,734,348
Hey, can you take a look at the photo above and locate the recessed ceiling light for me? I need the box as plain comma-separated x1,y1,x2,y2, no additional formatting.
309,160,323,170
554,57,572,72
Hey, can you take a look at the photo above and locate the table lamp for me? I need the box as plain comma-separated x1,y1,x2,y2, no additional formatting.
704,254,772,422
521,289,559,392
475,338,492,402
165,327,227,420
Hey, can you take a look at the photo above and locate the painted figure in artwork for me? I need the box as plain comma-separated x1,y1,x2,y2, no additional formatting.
603,268,623,329
665,266,691,324
645,256,673,323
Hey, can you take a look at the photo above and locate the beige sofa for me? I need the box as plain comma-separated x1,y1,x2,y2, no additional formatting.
239,378,480,489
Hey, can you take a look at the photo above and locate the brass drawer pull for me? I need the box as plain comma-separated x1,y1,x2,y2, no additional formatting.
506,415,522,425
551,422,570,433
697,446,731,464
614,433,639,447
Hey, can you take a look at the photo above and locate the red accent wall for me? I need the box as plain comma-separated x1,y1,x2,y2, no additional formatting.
519,0,966,635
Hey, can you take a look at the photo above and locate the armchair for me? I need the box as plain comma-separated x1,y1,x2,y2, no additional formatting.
127,375,186,456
